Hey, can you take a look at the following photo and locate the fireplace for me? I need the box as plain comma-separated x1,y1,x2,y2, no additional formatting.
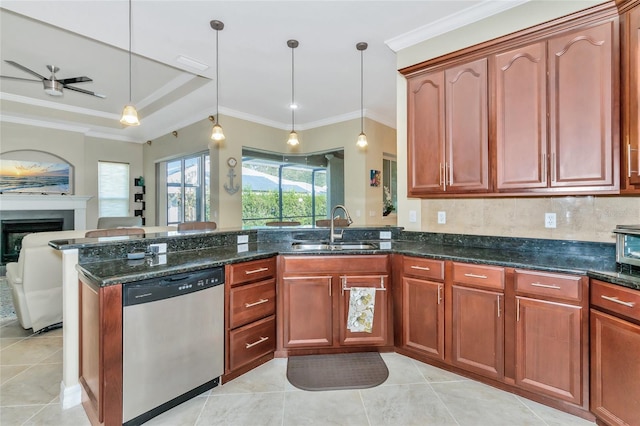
1,218,64,263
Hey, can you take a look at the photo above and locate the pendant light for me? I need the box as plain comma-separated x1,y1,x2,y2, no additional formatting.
287,39,300,146
210,20,225,142
120,0,140,126
356,42,368,148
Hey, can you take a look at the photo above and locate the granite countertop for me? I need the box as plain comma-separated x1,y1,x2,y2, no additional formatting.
76,236,640,291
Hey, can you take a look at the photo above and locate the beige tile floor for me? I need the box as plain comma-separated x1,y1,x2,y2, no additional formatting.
0,318,595,425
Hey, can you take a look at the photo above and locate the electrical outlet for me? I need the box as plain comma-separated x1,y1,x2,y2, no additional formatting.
237,234,249,244
437,211,446,224
379,231,392,240
409,210,417,223
545,213,557,228
149,243,167,254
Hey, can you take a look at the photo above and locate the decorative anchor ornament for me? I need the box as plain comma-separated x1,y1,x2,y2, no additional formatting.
224,157,240,195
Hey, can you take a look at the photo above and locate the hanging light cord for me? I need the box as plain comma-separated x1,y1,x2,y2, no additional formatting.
291,45,295,131
127,0,132,103
216,27,220,124
360,47,364,133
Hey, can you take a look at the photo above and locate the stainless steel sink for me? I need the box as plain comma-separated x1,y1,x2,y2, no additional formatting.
291,241,377,251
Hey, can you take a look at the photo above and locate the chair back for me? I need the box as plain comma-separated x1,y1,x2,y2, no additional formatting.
97,216,142,228
177,221,217,231
85,228,145,238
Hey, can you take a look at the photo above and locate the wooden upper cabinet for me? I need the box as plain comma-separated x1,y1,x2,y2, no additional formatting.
406,58,489,195
445,58,489,192
623,4,640,188
407,71,445,195
548,20,618,190
494,42,548,190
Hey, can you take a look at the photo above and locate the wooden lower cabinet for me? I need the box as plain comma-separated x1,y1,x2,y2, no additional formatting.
277,255,391,354
78,276,123,426
282,275,333,348
451,285,504,380
401,276,444,360
515,297,582,404
225,257,277,382
590,279,640,425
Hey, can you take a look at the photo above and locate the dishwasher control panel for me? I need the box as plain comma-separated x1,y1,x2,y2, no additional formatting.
123,267,224,306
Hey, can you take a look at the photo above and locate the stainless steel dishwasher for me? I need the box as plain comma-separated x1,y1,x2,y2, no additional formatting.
122,267,224,425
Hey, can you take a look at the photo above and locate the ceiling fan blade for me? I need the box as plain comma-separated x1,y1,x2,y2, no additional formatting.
4,60,46,80
58,76,92,85
64,84,106,99
0,75,41,82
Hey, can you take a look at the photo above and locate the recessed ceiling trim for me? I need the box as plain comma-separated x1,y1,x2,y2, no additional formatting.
176,55,209,71
0,92,118,120
136,73,203,109
385,0,531,52
0,113,91,134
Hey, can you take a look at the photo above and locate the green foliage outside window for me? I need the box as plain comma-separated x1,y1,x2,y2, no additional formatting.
242,188,327,227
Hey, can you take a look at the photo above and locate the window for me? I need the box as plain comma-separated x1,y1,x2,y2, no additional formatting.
241,149,343,227
382,155,397,214
98,161,130,217
165,153,210,225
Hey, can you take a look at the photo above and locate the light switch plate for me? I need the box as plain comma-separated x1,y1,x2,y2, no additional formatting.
380,231,392,240
237,235,249,244
409,210,417,223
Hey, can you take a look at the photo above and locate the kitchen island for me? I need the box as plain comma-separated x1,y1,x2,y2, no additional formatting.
51,226,639,425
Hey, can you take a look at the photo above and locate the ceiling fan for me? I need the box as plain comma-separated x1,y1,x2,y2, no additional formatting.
0,60,106,98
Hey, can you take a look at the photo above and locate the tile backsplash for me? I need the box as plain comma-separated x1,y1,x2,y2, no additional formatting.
421,196,640,243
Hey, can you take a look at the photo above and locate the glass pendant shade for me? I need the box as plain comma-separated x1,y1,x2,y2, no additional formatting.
211,123,225,141
120,104,140,126
356,132,368,148
287,130,299,146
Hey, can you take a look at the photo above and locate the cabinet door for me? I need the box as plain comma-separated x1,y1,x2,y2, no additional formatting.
591,309,640,426
338,275,389,346
494,42,548,190
625,6,640,186
281,276,333,348
402,277,444,360
445,58,489,192
407,71,446,195
451,285,504,380
548,20,617,189
515,297,582,405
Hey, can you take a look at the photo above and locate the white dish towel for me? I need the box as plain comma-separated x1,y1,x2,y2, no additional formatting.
347,287,376,333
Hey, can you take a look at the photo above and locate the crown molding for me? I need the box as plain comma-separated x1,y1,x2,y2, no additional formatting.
385,0,531,52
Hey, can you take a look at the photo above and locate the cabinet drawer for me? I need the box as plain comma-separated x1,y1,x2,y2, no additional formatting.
229,315,276,371
452,262,504,290
402,257,444,281
591,279,640,323
228,257,276,286
281,255,388,274
229,279,276,329
515,269,581,302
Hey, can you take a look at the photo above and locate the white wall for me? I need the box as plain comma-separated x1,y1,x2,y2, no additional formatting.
0,122,143,229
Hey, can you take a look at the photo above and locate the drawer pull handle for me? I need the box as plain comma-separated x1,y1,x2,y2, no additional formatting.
464,273,487,279
245,298,269,308
245,267,269,275
601,295,636,308
245,336,269,349
530,282,562,290
411,265,431,271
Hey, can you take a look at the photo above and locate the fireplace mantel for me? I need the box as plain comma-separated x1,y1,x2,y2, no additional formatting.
0,194,92,230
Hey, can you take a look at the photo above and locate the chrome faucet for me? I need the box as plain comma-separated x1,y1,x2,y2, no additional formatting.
330,204,353,243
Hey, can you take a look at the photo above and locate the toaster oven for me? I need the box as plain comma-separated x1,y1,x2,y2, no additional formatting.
614,225,640,267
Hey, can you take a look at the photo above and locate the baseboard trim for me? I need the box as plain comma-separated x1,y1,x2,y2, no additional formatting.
60,381,81,409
